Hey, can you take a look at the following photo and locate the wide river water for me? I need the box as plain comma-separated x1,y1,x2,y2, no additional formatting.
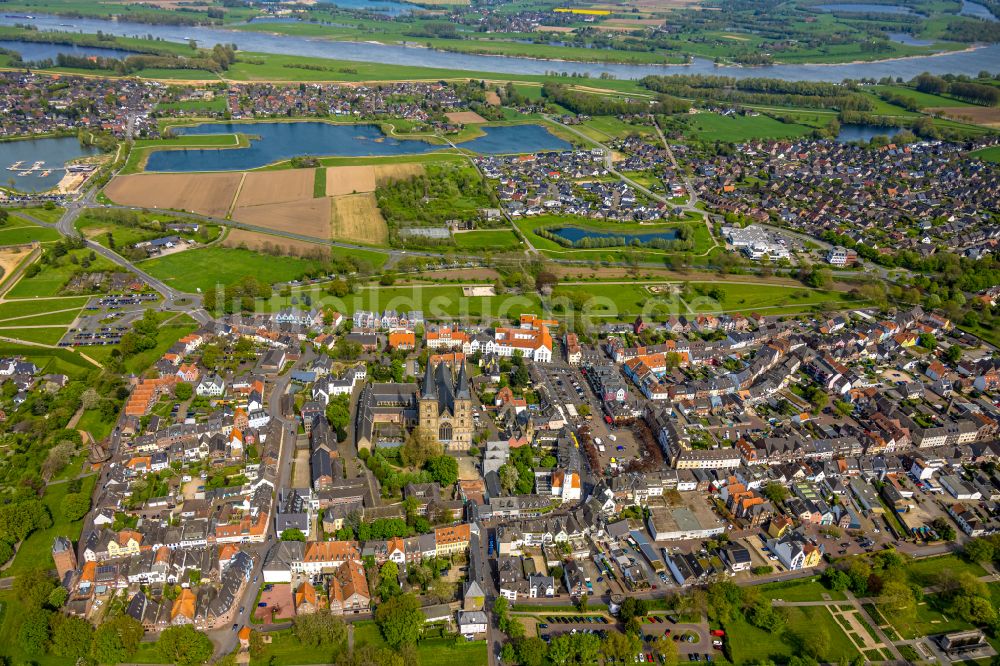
4,13,1000,81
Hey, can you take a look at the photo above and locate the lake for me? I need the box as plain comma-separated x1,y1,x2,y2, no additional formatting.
5,13,1000,81
458,125,571,154
145,122,438,171
885,32,932,46
0,136,98,191
835,123,902,142
815,3,917,13
960,0,999,21
550,227,680,245
0,39,138,63
144,122,571,170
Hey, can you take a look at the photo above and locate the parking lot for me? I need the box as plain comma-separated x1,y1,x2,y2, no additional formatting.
535,362,647,474
536,362,600,424
536,615,717,662
60,294,158,347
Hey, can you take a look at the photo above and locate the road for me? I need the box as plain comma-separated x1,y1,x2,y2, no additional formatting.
543,114,670,207
209,366,299,658
651,115,699,212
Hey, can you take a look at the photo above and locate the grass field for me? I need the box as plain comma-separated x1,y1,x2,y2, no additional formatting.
873,85,976,110
887,592,975,640
338,284,544,320
453,229,523,250
685,281,859,314
0,221,63,245
156,97,227,114
0,297,86,321
903,554,986,587
253,621,486,666
757,578,846,602
5,206,65,224
140,246,378,293
970,146,1000,163
0,326,68,345
577,116,654,141
685,112,815,142
724,606,860,664
76,405,117,442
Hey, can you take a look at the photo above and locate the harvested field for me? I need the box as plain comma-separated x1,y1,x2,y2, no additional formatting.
927,106,1000,127
325,164,424,196
446,111,489,124
485,91,502,105
233,197,332,238
330,193,388,245
222,229,328,257
536,26,574,33
105,173,241,218
235,169,316,207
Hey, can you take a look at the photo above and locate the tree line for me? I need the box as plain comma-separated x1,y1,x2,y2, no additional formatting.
641,75,875,112
914,73,1000,105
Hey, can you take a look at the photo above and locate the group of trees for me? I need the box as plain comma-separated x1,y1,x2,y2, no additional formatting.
201,275,272,313
497,444,537,495
376,165,497,243
293,609,348,650
497,594,678,666
13,568,161,662
359,426,459,500
914,72,1000,105
374,593,425,648
119,308,162,359
641,75,875,112
52,42,236,76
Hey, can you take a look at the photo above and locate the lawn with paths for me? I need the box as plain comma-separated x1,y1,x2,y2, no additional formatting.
724,606,860,664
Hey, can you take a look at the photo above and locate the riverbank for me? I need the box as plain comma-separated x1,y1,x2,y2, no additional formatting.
3,13,1000,81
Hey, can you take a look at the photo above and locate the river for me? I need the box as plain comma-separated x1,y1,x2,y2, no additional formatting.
3,13,999,81
960,0,999,21
0,39,138,63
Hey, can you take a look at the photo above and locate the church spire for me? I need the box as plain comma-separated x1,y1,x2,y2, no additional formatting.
455,361,471,400
421,360,437,400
